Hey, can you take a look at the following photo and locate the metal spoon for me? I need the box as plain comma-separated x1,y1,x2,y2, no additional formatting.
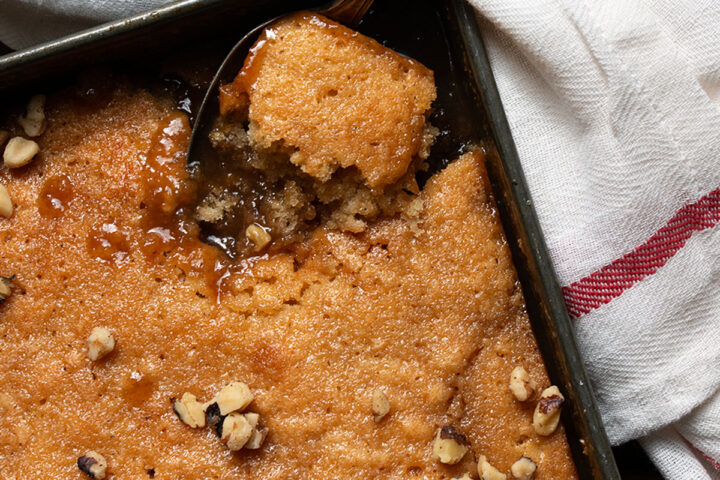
186,0,374,168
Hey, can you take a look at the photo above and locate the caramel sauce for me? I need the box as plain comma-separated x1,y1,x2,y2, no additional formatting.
37,174,74,218
87,223,130,263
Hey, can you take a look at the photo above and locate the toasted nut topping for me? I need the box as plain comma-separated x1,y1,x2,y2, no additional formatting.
220,412,253,451
0,130,9,147
4,137,39,168
0,276,13,303
245,223,271,251
533,385,565,436
172,392,206,428
77,451,107,479
432,425,469,464
243,411,268,449
213,381,254,415
453,474,474,480
87,327,115,361
0,184,12,218
18,94,46,137
510,456,537,480
509,366,537,402
478,455,507,480
204,401,225,436
371,389,390,422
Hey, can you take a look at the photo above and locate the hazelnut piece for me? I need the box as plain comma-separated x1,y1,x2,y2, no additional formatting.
77,451,107,479
510,456,537,480
0,275,14,303
18,94,46,137
219,412,253,451
371,389,390,422
172,392,206,428
478,455,507,480
533,385,565,436
243,411,268,449
0,184,12,218
212,381,254,415
4,137,39,168
87,327,115,361
245,223,271,251
432,425,469,464
509,366,537,402
204,401,225,437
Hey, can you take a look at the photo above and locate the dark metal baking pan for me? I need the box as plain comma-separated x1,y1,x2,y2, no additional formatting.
0,0,620,478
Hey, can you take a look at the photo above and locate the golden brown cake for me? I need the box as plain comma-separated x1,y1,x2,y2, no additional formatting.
0,13,578,480
220,12,437,188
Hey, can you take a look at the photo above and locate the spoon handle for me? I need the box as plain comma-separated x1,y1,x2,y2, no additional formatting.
324,0,375,26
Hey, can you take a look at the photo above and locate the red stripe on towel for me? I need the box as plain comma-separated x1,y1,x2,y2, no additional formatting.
562,188,720,318
681,434,720,473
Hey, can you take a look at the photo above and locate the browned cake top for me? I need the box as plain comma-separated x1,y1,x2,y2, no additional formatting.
223,12,437,188
0,85,576,478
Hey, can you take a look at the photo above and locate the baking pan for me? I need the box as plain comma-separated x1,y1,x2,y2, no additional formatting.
0,0,620,478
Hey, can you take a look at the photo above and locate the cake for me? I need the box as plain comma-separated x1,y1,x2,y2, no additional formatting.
0,12,578,480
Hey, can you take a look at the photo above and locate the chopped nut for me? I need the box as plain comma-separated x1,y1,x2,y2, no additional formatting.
533,385,565,436
87,327,115,361
0,276,13,303
0,184,13,218
245,223,271,251
478,455,507,480
371,389,390,422
0,130,9,147
212,381,254,415
4,137,39,168
172,392,206,428
243,411,268,449
77,451,107,479
509,366,537,402
204,401,225,436
453,474,474,480
510,456,537,480
432,425,469,464
219,412,253,451
18,94,46,137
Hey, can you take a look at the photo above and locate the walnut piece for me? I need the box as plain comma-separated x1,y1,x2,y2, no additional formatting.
453,474,474,480
3,137,39,168
0,185,12,218
77,451,107,479
0,276,14,303
245,223,271,251
172,392,206,428
220,412,253,451
510,456,537,480
18,94,46,137
432,425,469,464
243,411,268,449
509,366,537,402
478,455,507,480
212,381,254,415
533,385,565,436
86,327,115,361
371,389,390,422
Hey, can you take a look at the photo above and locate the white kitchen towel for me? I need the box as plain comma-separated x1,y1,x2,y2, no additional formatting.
471,0,720,478
2,1,719,479
0,0,172,50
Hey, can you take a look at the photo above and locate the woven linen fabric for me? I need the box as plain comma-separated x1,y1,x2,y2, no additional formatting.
2,0,719,478
0,0,173,50
470,0,720,478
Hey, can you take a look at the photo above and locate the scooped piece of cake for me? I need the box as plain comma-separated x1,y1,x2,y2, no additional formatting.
201,12,437,257
220,12,437,188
